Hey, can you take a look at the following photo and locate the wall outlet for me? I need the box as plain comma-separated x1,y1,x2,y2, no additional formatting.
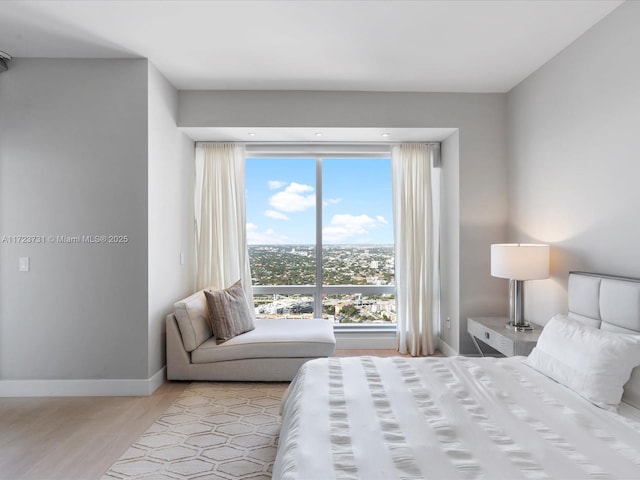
19,256,30,272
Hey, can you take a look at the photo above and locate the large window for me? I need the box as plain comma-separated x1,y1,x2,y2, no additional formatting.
246,150,395,327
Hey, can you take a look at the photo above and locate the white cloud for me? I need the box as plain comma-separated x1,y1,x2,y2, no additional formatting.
264,209,290,221
322,214,388,242
246,223,289,245
285,182,314,194
269,182,316,212
323,197,342,207
268,180,286,190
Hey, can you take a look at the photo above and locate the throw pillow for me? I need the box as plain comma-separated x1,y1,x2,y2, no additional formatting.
526,314,640,411
204,280,255,344
173,290,213,352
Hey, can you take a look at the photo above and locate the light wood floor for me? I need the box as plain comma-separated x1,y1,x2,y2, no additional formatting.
0,350,429,480
334,348,412,357
0,381,188,480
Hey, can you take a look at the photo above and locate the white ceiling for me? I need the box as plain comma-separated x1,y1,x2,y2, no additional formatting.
0,0,624,93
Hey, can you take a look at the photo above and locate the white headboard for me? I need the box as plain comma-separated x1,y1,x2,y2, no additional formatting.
568,271,640,334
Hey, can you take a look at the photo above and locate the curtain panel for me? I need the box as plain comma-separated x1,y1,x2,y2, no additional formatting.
391,143,441,356
194,143,254,311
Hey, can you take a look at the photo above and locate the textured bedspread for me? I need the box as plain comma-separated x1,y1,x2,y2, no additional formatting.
273,356,640,480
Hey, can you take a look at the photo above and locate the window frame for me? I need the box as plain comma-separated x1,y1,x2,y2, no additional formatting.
246,145,396,329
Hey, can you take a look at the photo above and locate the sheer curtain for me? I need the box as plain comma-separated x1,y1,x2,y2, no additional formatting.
391,143,440,356
194,143,254,311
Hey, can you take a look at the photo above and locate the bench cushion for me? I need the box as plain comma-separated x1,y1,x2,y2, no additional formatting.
191,318,335,364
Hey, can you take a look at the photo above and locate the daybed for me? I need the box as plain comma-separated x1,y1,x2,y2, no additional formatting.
274,272,640,479
166,289,336,381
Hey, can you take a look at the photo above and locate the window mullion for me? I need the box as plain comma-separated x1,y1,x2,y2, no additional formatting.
315,157,323,317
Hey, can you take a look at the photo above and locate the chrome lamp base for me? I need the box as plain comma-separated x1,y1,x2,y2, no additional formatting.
505,279,534,332
506,321,534,332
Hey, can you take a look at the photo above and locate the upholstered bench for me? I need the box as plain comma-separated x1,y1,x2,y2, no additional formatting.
166,289,336,381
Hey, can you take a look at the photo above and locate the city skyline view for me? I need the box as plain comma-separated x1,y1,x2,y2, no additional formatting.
250,244,396,324
245,157,393,245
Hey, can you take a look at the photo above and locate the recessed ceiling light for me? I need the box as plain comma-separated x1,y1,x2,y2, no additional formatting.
315,132,323,137
381,133,390,137
248,132,256,137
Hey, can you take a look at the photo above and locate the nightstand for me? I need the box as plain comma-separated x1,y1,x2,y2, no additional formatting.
468,317,543,357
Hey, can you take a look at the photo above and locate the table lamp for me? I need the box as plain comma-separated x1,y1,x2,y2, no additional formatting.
491,243,550,331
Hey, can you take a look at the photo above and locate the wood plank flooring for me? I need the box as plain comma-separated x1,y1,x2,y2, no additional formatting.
0,382,188,480
0,349,432,479
334,348,412,357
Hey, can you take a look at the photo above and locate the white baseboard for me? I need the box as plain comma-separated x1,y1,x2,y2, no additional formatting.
0,367,166,397
336,332,457,354
335,331,396,350
437,338,458,357
147,366,166,394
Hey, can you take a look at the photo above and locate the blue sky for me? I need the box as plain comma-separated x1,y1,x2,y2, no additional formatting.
246,157,393,245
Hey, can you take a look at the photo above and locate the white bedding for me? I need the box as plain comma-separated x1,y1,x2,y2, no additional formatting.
273,356,640,480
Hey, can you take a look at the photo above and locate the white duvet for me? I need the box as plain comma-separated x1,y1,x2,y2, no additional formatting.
273,356,640,480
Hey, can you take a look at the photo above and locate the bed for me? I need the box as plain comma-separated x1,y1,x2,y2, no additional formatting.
273,272,640,479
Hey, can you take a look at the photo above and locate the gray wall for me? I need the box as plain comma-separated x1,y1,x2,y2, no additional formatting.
0,59,149,379
507,1,640,326
179,90,509,354
0,58,195,385
147,64,195,377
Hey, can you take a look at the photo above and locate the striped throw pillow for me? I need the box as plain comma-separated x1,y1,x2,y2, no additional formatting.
204,280,255,344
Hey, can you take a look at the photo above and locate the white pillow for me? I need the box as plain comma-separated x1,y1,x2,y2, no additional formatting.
526,314,640,411
174,290,213,352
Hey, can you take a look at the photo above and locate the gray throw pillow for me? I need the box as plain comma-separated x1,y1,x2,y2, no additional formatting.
204,280,255,344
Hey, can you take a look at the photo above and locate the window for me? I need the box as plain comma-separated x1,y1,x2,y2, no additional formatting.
246,148,395,327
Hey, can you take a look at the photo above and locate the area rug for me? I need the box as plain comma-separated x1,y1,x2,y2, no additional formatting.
102,382,288,480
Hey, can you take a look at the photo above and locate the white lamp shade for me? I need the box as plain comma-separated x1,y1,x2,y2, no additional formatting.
491,244,550,280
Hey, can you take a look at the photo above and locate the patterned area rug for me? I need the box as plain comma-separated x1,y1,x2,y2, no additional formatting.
102,382,288,480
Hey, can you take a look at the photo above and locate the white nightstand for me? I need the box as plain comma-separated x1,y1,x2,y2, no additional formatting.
468,317,543,357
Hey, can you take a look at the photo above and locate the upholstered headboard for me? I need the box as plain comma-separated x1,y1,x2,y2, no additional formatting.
568,272,640,408
568,271,640,334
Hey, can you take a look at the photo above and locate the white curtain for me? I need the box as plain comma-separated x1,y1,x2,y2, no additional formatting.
391,143,440,356
194,143,254,311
